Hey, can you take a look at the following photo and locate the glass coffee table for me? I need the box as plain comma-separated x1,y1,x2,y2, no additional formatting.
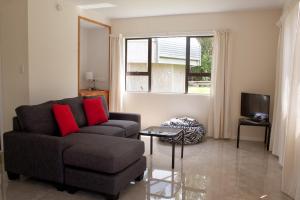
139,126,184,169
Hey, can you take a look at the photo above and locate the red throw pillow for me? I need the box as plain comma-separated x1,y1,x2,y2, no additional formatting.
83,98,108,126
52,104,79,137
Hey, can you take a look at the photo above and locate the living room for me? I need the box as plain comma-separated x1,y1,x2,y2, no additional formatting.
0,0,299,199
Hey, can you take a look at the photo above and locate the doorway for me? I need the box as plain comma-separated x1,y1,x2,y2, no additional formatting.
78,16,111,101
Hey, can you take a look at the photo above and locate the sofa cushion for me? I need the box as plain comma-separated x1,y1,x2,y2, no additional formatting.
52,104,79,136
79,126,125,137
84,96,109,118
55,97,86,127
63,134,144,174
15,101,59,135
101,120,139,137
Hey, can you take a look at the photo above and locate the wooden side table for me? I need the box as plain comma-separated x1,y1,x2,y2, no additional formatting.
237,118,272,150
79,89,109,107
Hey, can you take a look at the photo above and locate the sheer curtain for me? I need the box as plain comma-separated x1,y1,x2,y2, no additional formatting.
208,31,231,139
271,4,298,165
109,35,125,112
281,2,300,198
271,1,300,198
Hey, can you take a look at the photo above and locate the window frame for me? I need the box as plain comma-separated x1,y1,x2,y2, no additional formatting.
125,36,213,94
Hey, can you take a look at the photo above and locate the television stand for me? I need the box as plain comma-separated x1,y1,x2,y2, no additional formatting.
237,118,272,150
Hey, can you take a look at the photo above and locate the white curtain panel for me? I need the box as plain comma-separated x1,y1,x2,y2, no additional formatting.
271,4,299,165
109,35,125,112
281,2,300,198
208,31,231,139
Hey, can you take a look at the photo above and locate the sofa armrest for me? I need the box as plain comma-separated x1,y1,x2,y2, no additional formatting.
109,112,141,124
4,131,70,183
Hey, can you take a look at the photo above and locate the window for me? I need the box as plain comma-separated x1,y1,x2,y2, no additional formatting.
125,36,213,94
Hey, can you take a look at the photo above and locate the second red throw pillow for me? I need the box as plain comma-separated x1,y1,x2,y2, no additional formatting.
83,98,108,126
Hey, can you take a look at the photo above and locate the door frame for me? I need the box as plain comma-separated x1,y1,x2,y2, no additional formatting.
77,16,112,95
0,55,4,152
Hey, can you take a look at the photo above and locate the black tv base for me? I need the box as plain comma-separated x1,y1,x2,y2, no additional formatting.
236,118,272,150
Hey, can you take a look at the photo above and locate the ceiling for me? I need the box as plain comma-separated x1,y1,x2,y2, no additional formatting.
69,0,285,19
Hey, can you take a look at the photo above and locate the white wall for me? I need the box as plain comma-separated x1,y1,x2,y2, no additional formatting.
124,93,210,130
112,10,281,141
80,26,110,90
0,0,30,131
80,27,88,89
28,0,79,104
88,28,110,90
27,0,112,105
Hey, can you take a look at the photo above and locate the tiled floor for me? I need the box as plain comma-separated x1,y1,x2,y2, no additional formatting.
0,138,292,200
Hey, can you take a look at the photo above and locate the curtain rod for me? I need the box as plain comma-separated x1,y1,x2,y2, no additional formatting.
111,30,217,38
110,29,230,38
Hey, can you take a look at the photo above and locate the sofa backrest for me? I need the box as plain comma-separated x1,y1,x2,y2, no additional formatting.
15,96,109,135
15,101,59,135
54,97,86,127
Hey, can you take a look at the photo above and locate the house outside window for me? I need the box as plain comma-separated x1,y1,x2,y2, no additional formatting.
125,36,213,94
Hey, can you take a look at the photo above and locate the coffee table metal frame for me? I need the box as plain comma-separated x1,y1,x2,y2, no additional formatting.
139,126,184,169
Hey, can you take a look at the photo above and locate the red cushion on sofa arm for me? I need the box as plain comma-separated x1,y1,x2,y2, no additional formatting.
83,98,108,126
52,104,79,136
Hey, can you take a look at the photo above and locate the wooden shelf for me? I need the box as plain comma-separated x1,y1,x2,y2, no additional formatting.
79,89,109,107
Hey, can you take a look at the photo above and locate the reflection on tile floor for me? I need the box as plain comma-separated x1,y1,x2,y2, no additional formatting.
0,138,293,200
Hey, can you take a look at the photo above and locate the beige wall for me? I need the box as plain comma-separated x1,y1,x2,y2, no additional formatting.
0,0,30,131
80,27,110,90
112,10,281,141
28,0,79,104
27,1,112,105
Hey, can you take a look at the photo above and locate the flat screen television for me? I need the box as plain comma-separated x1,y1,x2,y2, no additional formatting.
241,92,270,117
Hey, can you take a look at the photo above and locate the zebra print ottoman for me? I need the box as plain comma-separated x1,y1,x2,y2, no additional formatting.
160,117,206,145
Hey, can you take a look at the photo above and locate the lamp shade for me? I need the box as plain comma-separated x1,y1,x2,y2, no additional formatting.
85,72,94,80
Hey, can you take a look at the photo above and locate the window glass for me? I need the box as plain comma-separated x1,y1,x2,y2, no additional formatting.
188,76,211,95
126,76,149,92
151,37,186,93
127,39,148,72
125,36,213,94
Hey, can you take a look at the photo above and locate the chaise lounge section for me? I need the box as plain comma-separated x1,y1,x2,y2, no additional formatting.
3,96,146,200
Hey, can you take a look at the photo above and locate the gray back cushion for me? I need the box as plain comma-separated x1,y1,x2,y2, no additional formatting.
84,96,109,118
15,101,59,135
55,96,86,127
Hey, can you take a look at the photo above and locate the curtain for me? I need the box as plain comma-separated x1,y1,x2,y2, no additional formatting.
281,2,300,198
109,35,125,112
271,7,298,165
208,31,231,139
271,0,298,167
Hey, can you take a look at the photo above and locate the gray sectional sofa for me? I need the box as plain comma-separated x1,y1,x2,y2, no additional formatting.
3,96,146,200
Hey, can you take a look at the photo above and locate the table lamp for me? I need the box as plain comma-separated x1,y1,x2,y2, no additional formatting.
85,72,95,90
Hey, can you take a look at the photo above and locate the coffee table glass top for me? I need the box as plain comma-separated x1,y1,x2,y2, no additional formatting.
139,126,183,137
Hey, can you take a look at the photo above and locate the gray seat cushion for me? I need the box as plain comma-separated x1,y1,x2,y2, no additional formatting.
79,126,125,137
15,101,59,135
101,120,139,137
55,97,86,127
63,133,144,174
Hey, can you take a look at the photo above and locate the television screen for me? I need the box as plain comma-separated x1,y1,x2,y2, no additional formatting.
241,93,270,117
